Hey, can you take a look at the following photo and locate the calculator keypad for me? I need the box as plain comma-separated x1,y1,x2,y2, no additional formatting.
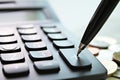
17,25,61,75
0,24,91,78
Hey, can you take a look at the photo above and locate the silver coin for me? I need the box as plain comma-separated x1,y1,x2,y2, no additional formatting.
90,36,117,49
109,44,120,52
95,36,117,45
90,39,110,49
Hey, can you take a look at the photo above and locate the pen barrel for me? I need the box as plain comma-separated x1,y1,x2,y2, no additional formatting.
81,0,119,45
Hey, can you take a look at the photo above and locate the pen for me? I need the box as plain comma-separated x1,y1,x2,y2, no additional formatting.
77,0,119,57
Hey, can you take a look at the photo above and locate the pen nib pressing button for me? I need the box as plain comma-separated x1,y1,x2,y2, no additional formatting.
59,48,92,70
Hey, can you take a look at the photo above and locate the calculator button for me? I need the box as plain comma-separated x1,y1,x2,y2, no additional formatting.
18,28,37,35
29,50,53,61
47,33,67,41
21,34,42,42
17,24,34,29
3,63,29,77
0,29,14,37
59,48,92,70
25,41,47,51
0,0,15,3
42,28,61,34
34,60,60,73
41,24,56,29
0,43,21,53
53,40,74,49
1,52,25,64
0,36,17,44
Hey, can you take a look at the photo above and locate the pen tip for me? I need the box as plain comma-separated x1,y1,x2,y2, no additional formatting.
77,54,79,57
77,43,86,57
77,49,81,57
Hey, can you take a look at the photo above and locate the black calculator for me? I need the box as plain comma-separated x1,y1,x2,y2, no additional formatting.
0,0,107,80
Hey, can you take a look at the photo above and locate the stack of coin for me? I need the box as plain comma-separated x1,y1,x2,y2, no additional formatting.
113,52,120,65
88,36,120,79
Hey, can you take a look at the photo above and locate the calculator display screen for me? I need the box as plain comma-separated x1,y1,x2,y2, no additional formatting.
0,10,47,22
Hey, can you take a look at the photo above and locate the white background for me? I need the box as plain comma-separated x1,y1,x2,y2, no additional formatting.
49,0,120,42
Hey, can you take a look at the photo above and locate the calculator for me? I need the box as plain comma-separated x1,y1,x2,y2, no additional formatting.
0,0,107,80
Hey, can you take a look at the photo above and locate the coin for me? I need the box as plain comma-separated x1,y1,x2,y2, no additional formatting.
113,69,120,78
109,44,120,52
90,39,110,49
113,52,120,65
97,50,114,61
94,36,117,45
98,59,118,76
106,77,119,80
87,46,100,56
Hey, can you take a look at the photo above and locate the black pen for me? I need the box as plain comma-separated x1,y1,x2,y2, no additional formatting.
77,0,119,57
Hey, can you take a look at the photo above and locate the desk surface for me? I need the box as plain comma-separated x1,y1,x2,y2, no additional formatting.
49,0,120,43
